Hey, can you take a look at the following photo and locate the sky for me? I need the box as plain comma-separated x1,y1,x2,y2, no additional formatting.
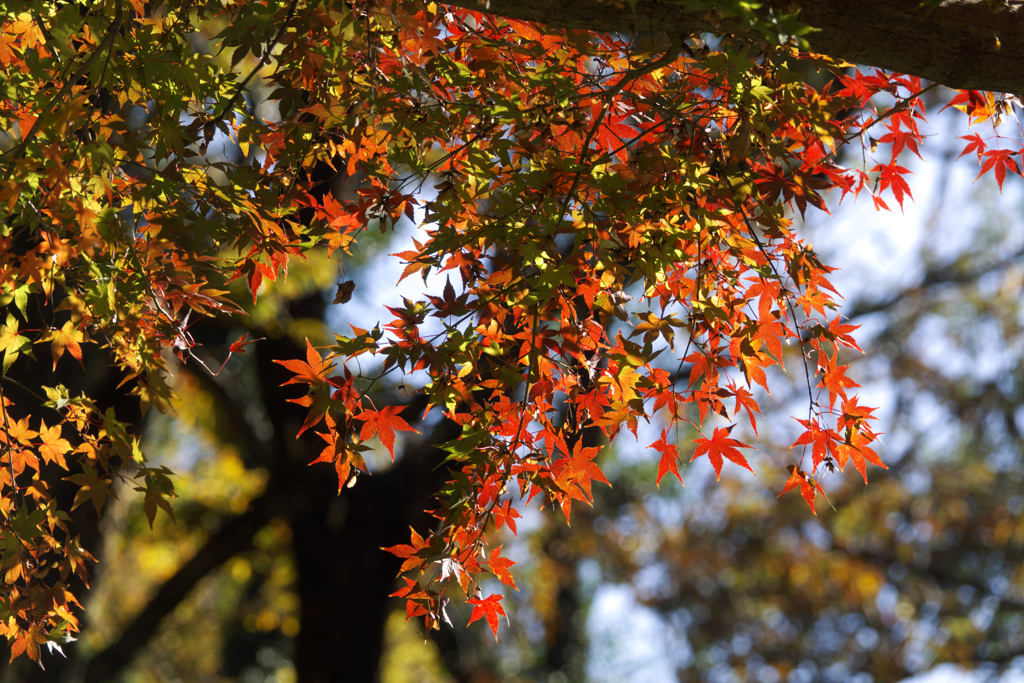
575,110,1024,682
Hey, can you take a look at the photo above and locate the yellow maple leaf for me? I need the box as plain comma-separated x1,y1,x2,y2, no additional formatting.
40,320,85,370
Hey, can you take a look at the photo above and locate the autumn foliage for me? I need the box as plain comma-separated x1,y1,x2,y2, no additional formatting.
1,0,1022,659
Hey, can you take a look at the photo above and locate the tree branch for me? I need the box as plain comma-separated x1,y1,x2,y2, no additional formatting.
80,487,281,683
441,0,1024,95
845,246,1024,320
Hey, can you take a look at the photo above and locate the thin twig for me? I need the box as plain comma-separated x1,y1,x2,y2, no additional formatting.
556,35,684,226
0,377,23,507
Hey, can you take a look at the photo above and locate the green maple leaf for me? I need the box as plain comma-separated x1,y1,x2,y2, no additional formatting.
65,464,116,515
0,314,31,375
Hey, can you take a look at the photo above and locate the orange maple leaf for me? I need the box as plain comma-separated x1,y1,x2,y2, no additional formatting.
40,320,84,370
3,416,38,445
228,332,259,355
691,425,755,480
356,405,418,460
826,316,863,353
818,363,860,409
791,418,834,473
38,419,71,469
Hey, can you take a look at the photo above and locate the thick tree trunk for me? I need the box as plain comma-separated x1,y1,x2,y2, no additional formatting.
441,0,1024,95
290,424,458,683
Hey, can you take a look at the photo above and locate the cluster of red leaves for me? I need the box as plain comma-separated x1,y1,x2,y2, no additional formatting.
269,7,997,638
264,6,1024,639
2,0,1023,655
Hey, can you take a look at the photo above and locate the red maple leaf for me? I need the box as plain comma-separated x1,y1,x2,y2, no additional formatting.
819,363,860,409
834,430,887,483
977,149,1021,191
356,405,418,460
382,526,431,573
488,546,518,590
958,132,986,160
872,163,913,211
691,425,755,480
274,338,333,387
228,332,259,355
467,593,508,641
493,500,521,536
552,439,611,503
649,429,682,487
791,418,835,473
778,465,830,515
730,384,762,436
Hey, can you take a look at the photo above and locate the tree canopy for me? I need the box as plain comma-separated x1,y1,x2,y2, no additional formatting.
1,0,1022,672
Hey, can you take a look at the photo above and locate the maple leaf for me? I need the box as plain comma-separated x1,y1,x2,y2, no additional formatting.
288,387,337,437
493,500,521,536
310,413,367,491
65,464,116,515
976,149,1020,191
8,624,46,662
745,278,782,321
138,469,177,529
818,363,860,409
39,320,85,370
2,417,41,475
958,133,986,160
37,419,71,469
691,425,755,481
826,316,863,353
274,338,334,387
751,314,787,363
382,526,432,573
228,332,259,355
467,593,508,642
649,429,683,487
427,276,470,317
736,340,772,393
356,405,419,460
834,430,887,483
333,280,356,305
552,440,611,504
872,163,913,211
487,546,519,590
730,385,762,436
3,416,38,445
778,465,830,515
0,314,31,374
791,418,834,473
